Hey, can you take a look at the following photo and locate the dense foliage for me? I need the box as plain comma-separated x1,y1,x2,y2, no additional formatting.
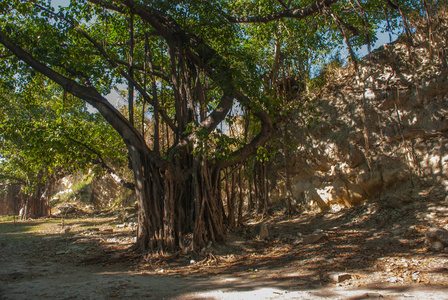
0,0,440,251
0,73,127,217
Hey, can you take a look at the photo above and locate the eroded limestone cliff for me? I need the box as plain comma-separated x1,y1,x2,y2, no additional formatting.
270,10,448,210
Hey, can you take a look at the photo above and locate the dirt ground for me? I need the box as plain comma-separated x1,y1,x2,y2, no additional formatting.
2,187,448,299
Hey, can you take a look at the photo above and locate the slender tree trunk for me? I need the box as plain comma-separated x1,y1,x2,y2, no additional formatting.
229,169,236,228
237,168,244,226
248,173,254,211
257,161,265,214
263,162,270,216
253,162,260,213
283,125,295,214
225,168,236,229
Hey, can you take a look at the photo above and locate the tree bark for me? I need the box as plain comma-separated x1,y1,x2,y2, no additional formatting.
22,181,51,220
129,144,227,252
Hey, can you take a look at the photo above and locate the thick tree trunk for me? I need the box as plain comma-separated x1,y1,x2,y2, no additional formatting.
22,183,51,220
0,182,22,216
130,146,226,253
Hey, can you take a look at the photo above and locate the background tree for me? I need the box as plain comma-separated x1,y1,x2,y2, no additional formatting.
0,74,128,218
0,0,435,252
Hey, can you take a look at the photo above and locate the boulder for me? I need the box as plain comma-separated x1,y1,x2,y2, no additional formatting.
57,204,77,215
425,226,448,250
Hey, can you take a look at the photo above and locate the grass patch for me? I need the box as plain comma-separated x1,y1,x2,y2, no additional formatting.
0,215,16,222
0,216,112,243
0,218,53,243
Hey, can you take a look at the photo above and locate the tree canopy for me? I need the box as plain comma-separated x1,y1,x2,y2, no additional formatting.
0,0,438,252
0,72,128,217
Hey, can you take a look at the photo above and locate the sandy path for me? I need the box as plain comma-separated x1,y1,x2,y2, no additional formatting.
2,207,448,300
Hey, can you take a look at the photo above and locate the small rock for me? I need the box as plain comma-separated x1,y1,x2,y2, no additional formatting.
329,273,351,283
63,227,71,233
303,232,327,245
388,238,402,246
293,238,303,245
404,226,419,238
387,276,404,283
391,227,404,235
411,271,420,281
259,223,269,240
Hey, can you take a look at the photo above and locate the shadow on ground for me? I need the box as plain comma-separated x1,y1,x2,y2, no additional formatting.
1,185,448,299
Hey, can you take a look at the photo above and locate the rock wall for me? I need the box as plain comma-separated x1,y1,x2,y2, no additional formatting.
270,11,448,210
52,171,134,210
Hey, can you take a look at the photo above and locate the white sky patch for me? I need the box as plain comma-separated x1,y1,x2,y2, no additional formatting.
50,0,70,11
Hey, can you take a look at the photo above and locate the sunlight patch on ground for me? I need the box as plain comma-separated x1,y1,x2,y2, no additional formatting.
193,287,311,300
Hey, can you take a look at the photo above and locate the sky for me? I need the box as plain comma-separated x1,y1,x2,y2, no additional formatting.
51,0,69,10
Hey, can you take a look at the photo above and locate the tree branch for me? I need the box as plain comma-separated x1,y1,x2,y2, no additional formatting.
0,28,155,162
322,5,359,72
89,0,236,147
115,59,171,83
219,91,274,168
31,2,177,133
0,174,26,184
89,0,286,165
65,136,135,190
277,0,289,9
226,0,337,23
